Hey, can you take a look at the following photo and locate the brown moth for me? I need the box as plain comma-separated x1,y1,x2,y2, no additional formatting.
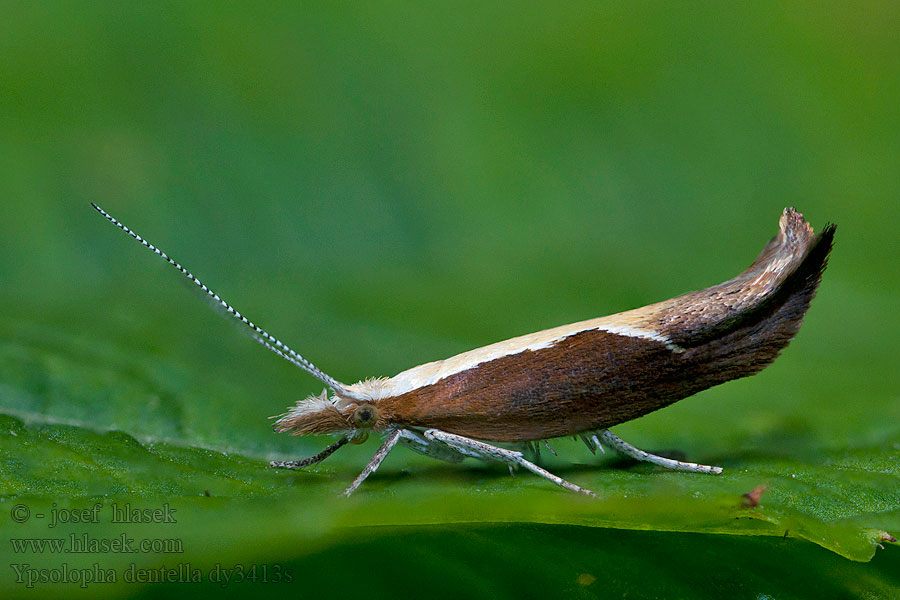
93,205,835,497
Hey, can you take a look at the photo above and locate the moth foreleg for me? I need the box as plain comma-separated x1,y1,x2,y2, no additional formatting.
424,429,598,498
598,430,723,475
342,429,402,497
270,436,349,469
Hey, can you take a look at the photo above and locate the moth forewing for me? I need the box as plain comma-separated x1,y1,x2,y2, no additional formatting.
94,204,834,498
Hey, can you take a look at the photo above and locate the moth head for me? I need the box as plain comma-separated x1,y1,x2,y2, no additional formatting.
273,388,380,441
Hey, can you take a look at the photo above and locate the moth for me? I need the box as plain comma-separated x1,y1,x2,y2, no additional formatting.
93,204,835,498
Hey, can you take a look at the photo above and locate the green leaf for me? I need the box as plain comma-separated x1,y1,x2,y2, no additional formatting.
1,408,897,562
1,312,898,598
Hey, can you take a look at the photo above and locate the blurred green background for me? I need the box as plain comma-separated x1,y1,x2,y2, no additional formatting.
1,2,899,598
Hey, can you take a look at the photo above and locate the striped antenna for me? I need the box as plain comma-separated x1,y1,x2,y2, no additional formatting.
91,203,365,401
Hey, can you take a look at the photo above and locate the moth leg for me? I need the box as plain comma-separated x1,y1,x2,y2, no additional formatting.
397,428,468,463
424,429,598,498
598,430,723,475
270,436,349,469
542,440,558,456
342,429,402,497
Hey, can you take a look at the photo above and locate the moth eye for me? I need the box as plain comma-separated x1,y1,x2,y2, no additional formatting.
351,404,378,428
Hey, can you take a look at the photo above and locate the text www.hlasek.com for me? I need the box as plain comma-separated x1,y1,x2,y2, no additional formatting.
11,533,183,555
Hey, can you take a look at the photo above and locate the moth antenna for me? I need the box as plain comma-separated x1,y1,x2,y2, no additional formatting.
91,203,365,401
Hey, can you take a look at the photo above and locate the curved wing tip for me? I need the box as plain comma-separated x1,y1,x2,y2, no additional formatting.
780,206,815,238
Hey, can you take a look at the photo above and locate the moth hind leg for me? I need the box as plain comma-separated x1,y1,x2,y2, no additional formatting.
424,429,598,498
598,430,723,475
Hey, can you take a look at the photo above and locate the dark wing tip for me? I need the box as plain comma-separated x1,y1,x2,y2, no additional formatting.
660,208,835,346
